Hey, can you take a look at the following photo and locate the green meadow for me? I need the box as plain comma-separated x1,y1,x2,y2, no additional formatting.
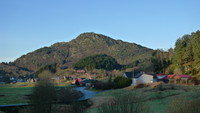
0,87,32,105
0,82,72,105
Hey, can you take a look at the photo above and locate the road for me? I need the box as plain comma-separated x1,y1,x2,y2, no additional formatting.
73,87,98,101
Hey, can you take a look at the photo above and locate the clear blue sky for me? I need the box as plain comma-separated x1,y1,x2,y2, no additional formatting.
0,0,200,62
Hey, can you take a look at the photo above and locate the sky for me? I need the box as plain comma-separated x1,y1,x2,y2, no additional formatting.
0,0,200,62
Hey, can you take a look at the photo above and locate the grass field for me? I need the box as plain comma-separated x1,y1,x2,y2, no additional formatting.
85,84,200,113
0,87,32,105
0,82,73,105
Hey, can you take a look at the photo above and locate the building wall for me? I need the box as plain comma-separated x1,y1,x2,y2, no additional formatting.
131,78,137,86
137,74,153,84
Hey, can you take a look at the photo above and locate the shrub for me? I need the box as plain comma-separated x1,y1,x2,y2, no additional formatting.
75,80,80,86
191,77,199,85
93,81,113,90
113,76,132,89
30,78,57,113
98,94,150,113
57,88,83,104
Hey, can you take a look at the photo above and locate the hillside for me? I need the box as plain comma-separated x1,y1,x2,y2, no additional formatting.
0,63,32,77
170,30,200,77
1,32,153,76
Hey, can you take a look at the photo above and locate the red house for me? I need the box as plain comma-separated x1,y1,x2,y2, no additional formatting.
157,74,174,83
164,75,174,79
76,70,86,73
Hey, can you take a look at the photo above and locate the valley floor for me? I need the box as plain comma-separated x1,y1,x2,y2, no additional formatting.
1,83,200,113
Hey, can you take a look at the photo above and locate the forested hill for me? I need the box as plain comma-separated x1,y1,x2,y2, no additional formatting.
0,63,32,77
73,54,122,70
12,32,153,72
171,30,200,77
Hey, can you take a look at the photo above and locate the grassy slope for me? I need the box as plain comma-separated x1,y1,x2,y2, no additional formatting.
86,84,200,113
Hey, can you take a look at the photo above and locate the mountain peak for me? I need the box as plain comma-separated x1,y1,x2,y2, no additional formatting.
76,32,112,40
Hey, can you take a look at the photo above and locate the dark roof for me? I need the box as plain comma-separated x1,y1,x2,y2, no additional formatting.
124,72,143,78
82,79,94,83
124,72,133,78
134,72,143,78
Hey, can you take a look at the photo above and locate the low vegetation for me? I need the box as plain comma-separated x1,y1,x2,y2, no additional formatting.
92,76,132,90
113,76,132,89
85,83,200,113
168,96,200,113
30,78,57,113
97,94,150,113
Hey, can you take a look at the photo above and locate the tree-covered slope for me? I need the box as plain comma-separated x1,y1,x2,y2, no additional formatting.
73,54,121,70
171,30,200,76
0,63,32,77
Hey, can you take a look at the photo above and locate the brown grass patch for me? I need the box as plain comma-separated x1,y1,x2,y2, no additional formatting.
88,96,114,109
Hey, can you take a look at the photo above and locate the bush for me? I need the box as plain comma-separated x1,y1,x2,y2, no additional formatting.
57,88,83,104
75,80,80,86
93,81,113,90
98,94,150,113
113,76,132,89
191,77,199,85
30,78,57,113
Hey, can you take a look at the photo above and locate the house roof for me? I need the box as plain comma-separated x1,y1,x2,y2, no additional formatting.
175,75,192,79
83,79,94,83
134,73,143,78
124,72,133,78
157,75,167,80
124,72,154,79
77,70,86,73
157,73,165,76
163,75,174,79
124,71,143,78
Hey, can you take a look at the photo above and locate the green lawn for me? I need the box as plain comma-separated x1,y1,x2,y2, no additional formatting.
0,87,33,105
0,82,73,105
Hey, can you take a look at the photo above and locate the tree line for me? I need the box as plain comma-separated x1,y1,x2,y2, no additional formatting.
172,30,200,75
151,30,200,77
73,54,121,70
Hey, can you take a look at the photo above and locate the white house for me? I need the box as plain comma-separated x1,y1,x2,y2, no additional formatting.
123,72,155,86
137,73,154,84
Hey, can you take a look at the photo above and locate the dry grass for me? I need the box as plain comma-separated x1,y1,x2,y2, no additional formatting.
97,94,151,113
88,96,114,109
